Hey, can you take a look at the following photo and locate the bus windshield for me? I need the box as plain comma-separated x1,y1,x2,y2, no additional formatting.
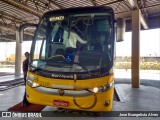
30,13,114,73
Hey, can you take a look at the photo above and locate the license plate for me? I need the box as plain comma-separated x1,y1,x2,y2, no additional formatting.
53,100,69,107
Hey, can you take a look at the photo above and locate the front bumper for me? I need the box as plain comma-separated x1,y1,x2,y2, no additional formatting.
26,85,114,112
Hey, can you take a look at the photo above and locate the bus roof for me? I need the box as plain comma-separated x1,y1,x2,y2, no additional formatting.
43,6,114,18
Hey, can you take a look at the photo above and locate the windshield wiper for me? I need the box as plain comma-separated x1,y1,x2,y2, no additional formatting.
31,64,46,72
31,62,66,72
63,61,88,72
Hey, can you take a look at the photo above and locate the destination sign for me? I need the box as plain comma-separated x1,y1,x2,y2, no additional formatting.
49,16,64,21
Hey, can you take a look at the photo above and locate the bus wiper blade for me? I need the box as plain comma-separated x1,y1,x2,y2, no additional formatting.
32,64,46,72
66,62,89,72
32,63,64,72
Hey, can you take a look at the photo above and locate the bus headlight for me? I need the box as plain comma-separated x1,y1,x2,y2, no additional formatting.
88,81,114,93
32,82,39,88
27,80,40,88
93,87,99,93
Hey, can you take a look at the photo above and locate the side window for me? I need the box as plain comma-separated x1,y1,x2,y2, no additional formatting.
33,39,43,59
33,19,47,60
40,40,46,59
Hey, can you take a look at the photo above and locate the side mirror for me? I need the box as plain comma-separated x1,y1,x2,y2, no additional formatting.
116,18,126,42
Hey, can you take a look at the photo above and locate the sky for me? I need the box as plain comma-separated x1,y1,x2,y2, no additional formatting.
0,28,160,61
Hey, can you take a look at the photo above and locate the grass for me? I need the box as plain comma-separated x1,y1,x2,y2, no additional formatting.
115,61,160,70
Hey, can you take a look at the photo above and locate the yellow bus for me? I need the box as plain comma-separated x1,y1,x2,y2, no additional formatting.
26,6,124,113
